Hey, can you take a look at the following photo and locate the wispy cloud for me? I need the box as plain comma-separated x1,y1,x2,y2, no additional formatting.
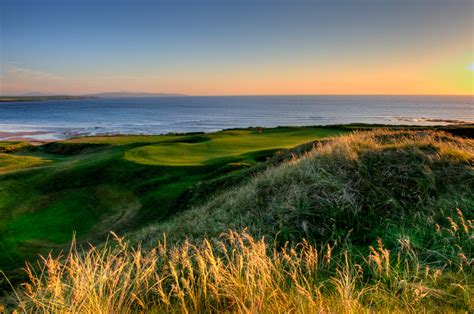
5,64,64,81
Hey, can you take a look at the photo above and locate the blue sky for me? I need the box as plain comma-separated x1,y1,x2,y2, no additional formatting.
1,0,473,95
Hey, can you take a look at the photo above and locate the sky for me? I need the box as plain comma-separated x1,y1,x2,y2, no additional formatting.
0,0,473,96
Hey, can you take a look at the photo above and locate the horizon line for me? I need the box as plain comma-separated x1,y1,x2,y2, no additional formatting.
1,93,473,97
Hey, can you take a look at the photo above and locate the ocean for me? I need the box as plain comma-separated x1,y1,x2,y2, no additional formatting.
0,95,472,140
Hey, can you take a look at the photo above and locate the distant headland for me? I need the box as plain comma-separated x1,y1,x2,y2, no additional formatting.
0,92,187,102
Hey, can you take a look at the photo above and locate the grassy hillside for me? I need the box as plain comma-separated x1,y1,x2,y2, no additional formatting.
133,130,473,245
0,127,346,273
6,129,472,312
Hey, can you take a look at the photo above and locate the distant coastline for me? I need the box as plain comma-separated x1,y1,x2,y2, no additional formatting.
0,95,95,103
0,92,187,103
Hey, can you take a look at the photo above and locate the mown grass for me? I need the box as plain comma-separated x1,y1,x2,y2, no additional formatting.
125,128,341,166
3,129,472,312
0,127,346,273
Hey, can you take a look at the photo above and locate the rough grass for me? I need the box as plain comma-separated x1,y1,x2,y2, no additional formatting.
0,142,46,173
0,141,32,153
4,129,473,312
0,153,49,174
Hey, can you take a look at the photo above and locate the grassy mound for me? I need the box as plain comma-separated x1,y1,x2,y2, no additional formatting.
134,130,473,245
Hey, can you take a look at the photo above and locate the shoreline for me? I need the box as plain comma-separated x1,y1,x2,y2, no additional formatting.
1,123,473,144
0,131,56,145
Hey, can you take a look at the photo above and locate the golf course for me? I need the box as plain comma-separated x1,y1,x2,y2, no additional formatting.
0,126,348,273
0,125,473,312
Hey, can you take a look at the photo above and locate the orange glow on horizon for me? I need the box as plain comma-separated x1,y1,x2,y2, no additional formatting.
2,54,472,96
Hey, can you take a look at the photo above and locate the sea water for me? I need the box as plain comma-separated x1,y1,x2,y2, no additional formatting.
0,95,472,140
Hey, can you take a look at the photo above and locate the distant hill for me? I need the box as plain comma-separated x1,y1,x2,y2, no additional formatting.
21,92,55,97
86,92,187,98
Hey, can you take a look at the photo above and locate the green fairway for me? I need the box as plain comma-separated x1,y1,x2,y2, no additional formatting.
0,126,347,272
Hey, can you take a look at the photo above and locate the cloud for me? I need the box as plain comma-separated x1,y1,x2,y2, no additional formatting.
4,64,64,81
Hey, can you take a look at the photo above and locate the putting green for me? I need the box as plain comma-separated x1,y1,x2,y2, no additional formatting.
125,128,341,166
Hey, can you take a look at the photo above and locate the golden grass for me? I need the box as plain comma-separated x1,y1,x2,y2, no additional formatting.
6,209,472,313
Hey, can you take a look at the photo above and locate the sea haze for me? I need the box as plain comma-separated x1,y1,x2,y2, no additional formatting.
0,95,472,140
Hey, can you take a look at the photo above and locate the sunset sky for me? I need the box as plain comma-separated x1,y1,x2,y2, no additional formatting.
1,0,473,96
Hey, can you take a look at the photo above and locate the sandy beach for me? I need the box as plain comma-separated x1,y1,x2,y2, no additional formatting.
0,131,55,145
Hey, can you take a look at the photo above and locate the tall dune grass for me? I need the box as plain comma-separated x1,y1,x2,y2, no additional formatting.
9,209,472,313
